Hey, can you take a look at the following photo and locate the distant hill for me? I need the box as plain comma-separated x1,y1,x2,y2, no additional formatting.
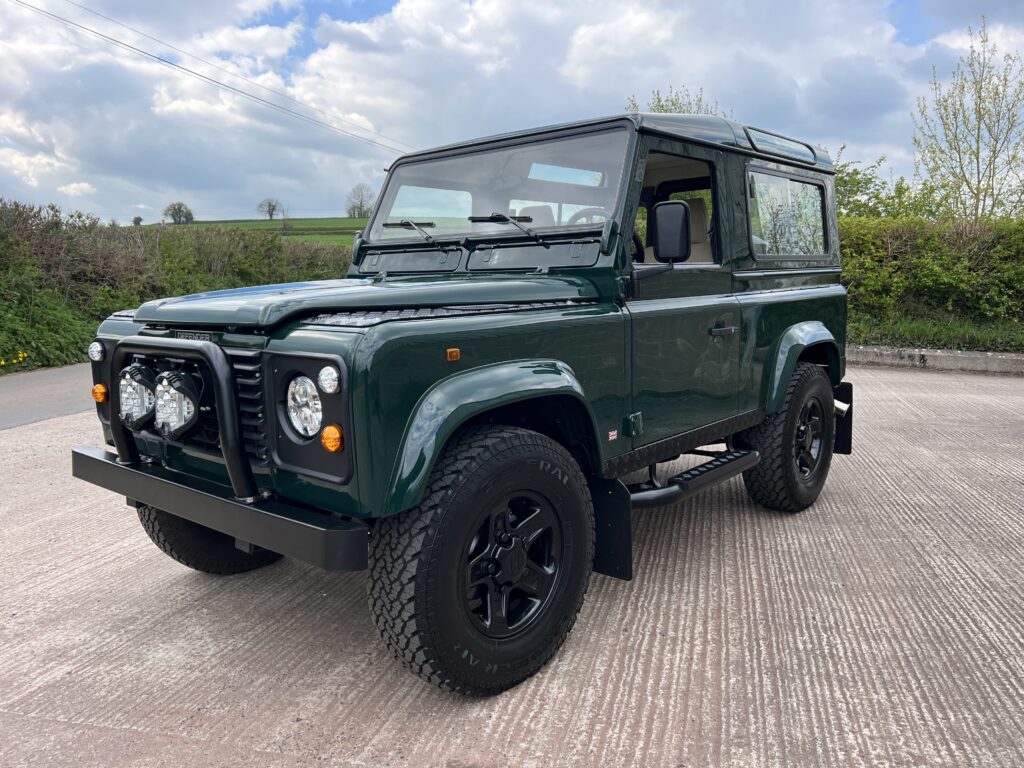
147,217,368,246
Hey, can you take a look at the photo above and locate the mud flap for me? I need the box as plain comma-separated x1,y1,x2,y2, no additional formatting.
834,381,853,455
587,476,632,581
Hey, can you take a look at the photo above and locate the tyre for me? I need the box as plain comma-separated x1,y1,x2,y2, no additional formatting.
137,504,283,574
368,425,595,695
738,363,835,512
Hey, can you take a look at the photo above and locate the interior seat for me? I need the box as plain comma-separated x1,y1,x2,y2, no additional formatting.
517,205,556,228
644,198,714,264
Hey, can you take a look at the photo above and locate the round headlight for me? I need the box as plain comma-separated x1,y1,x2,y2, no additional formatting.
317,365,340,394
88,341,105,362
287,376,322,437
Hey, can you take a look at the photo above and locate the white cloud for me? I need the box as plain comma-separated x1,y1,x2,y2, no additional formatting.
57,181,96,196
0,148,64,187
0,0,1022,220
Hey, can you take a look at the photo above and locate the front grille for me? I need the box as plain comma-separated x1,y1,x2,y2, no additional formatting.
226,349,269,465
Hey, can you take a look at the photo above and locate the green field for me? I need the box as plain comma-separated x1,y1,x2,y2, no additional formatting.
181,217,368,246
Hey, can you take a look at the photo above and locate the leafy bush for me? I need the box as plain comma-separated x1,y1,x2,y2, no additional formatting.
840,216,1024,351
0,199,351,373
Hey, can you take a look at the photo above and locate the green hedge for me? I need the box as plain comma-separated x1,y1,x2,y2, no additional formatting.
839,216,1024,352
0,200,352,373
3,202,1022,373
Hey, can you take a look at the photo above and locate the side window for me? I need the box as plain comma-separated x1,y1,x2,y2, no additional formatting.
748,171,826,257
635,152,716,264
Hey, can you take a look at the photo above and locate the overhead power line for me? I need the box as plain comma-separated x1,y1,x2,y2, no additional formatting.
7,0,407,154
57,0,416,151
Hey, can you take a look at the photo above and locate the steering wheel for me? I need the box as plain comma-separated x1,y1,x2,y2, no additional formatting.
632,232,644,262
567,207,612,226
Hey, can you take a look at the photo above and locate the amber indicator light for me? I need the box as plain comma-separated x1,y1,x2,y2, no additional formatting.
320,424,344,453
446,347,461,362
91,383,108,403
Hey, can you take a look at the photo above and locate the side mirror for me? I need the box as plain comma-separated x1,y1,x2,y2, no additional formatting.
652,200,692,263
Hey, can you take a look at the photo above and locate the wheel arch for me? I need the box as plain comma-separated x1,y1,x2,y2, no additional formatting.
764,321,842,414
382,360,602,517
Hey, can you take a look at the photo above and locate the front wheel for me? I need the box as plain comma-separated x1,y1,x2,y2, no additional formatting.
368,425,594,695
137,504,283,574
738,363,836,512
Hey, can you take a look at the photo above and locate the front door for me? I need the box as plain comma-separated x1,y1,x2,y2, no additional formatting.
626,139,740,448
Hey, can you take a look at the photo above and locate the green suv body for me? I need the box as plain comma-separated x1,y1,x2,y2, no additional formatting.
74,113,853,694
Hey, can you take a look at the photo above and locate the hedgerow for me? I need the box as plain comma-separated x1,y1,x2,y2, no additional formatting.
0,200,352,372
2,201,1022,373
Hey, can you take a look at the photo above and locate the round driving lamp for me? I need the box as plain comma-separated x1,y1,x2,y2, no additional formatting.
154,371,200,439
286,375,322,437
87,341,105,362
118,364,156,431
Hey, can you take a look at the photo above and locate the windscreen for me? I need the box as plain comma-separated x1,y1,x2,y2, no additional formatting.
367,127,630,243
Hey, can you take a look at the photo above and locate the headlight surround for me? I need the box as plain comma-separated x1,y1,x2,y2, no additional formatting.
286,375,322,437
154,371,199,439
118,364,156,430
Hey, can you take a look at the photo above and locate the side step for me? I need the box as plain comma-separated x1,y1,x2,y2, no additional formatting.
629,449,760,509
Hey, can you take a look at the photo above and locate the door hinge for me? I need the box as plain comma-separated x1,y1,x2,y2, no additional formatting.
625,412,644,437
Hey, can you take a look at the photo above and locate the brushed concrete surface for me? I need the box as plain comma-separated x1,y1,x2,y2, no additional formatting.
2,366,1023,768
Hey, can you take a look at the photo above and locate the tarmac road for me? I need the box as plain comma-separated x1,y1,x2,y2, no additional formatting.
1,365,1023,767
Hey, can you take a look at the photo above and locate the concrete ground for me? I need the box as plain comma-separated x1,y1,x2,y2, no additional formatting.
1,366,1023,767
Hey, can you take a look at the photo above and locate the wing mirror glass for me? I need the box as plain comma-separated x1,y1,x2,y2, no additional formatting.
652,200,692,263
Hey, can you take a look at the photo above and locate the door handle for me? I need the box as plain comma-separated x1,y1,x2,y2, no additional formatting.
709,325,738,337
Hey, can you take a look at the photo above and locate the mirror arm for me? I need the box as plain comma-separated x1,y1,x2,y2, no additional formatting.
633,262,673,280
629,262,674,297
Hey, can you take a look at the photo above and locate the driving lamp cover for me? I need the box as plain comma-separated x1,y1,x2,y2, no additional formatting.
118,364,156,431
154,371,199,439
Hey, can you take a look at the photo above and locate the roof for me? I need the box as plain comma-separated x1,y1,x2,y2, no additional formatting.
397,113,834,173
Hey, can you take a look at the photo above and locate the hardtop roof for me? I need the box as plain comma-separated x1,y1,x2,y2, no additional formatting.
395,113,834,173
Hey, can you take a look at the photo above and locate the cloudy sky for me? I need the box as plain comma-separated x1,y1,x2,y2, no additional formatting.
2,0,1023,222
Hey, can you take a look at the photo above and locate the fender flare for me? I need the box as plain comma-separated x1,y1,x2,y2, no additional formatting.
382,360,600,517
765,321,840,413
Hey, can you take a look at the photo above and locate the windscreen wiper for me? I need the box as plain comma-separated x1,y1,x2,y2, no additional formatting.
467,213,551,249
381,220,455,253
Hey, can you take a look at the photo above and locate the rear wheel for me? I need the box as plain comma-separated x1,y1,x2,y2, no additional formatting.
137,504,282,574
738,363,835,512
368,425,594,695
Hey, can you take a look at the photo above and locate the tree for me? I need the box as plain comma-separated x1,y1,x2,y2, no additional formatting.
834,148,889,217
346,183,375,218
257,197,282,220
834,146,942,220
625,84,728,117
913,18,1024,220
132,216,143,226
163,202,194,225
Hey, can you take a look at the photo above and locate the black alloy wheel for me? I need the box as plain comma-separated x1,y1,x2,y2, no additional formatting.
464,493,562,639
794,397,826,481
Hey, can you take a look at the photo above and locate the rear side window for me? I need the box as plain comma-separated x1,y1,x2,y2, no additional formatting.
748,171,826,257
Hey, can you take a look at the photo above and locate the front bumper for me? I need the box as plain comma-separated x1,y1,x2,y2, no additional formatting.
72,445,368,571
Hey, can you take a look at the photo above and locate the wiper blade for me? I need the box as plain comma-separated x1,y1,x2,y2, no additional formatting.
381,220,455,253
468,213,551,249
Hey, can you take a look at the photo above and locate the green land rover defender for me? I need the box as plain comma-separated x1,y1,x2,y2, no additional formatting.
73,113,853,695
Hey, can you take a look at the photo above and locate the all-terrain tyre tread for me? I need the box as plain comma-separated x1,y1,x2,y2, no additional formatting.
740,363,833,513
137,504,282,575
367,425,594,696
